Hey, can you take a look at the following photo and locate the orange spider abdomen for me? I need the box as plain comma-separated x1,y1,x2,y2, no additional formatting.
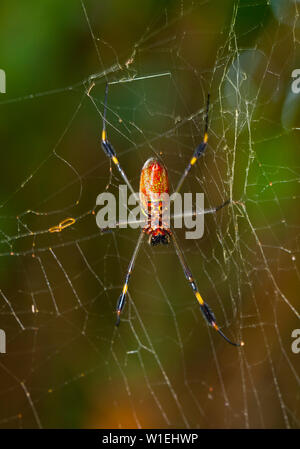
139,158,171,245
139,158,169,212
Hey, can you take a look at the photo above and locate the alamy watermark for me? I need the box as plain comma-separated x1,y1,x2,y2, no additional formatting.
0,329,6,353
0,69,6,93
96,186,205,239
291,329,300,354
291,69,300,94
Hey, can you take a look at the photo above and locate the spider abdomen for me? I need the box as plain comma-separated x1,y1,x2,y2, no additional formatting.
139,158,169,208
139,158,171,245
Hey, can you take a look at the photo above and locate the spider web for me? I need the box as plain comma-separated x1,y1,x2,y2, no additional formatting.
0,0,299,429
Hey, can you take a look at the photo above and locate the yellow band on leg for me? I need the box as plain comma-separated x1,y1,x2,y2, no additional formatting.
195,291,204,306
112,156,119,165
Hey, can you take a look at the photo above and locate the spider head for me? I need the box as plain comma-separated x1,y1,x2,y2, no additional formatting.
149,229,171,246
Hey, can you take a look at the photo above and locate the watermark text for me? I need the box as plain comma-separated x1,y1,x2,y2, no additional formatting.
0,69,6,93
291,329,300,354
0,329,6,353
96,186,205,239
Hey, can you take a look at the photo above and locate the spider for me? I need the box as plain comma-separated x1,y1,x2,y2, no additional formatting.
100,84,244,347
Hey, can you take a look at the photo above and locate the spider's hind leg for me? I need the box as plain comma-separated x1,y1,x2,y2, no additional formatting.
115,230,145,326
171,230,244,347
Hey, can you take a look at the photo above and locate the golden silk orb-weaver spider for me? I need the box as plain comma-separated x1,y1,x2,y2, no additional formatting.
100,84,244,347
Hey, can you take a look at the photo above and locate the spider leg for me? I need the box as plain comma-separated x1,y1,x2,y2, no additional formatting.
115,230,145,326
99,217,147,234
171,230,244,347
171,199,230,222
175,94,210,194
101,83,137,199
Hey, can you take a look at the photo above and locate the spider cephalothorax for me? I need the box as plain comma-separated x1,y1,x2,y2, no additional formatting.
148,228,171,246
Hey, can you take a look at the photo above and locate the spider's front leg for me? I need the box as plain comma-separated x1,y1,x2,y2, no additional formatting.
101,83,137,199
175,94,210,194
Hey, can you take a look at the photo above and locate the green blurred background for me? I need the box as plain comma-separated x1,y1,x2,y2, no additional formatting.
0,0,299,428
